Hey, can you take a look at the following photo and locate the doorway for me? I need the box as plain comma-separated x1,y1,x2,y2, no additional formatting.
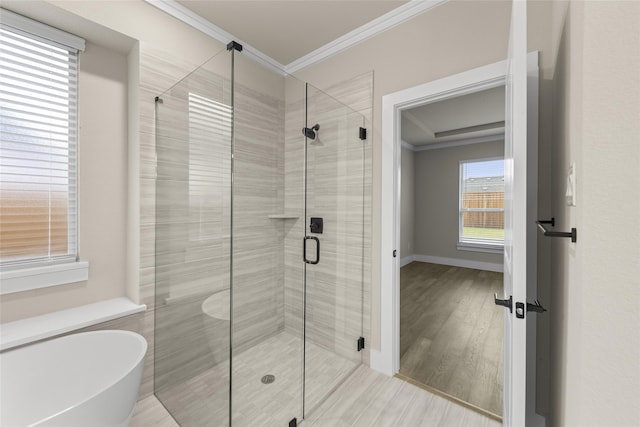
395,86,506,418
377,52,541,426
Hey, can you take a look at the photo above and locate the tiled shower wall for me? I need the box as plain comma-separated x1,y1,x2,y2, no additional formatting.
283,73,373,365
153,51,290,392
153,59,232,392
231,80,286,351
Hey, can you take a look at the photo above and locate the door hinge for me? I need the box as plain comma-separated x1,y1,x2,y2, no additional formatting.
289,418,297,427
393,249,397,258
359,127,367,140
357,336,365,352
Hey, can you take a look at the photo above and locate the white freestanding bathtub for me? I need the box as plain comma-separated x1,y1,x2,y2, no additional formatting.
0,330,147,427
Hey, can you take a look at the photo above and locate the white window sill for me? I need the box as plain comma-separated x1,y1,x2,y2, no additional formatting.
0,297,146,351
0,261,89,295
457,241,504,255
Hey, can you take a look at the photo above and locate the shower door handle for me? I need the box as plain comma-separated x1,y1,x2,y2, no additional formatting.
303,236,320,265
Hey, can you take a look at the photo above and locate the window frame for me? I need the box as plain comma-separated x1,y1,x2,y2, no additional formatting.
457,156,505,254
0,9,87,294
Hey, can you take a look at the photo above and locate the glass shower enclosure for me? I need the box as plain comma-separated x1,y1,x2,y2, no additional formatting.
154,45,367,426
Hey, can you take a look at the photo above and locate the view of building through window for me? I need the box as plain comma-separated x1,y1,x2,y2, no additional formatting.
459,158,505,245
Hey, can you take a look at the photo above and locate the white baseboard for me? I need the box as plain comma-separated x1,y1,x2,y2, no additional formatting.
370,349,394,376
402,254,503,273
399,255,415,267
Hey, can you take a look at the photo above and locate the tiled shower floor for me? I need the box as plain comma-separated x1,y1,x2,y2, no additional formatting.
150,332,359,426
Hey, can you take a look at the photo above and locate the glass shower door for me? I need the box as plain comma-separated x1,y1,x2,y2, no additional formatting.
230,52,305,427
154,48,232,427
303,83,365,416
154,46,365,426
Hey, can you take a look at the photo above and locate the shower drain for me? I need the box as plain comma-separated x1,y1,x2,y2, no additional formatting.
261,374,276,384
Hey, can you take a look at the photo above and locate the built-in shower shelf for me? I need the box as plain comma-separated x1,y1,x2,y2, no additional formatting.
268,214,299,219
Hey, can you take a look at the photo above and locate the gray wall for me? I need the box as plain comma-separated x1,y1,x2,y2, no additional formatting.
400,147,415,260
413,141,504,265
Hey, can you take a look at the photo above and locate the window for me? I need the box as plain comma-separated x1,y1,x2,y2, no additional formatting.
458,158,504,253
0,9,86,292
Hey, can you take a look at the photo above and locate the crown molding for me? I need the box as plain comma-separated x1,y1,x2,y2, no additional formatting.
401,140,416,151
144,0,287,75
409,133,504,152
145,0,448,75
285,0,448,74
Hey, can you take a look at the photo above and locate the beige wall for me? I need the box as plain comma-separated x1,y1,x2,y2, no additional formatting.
412,141,504,265
1,39,130,322
400,147,414,260
549,1,640,425
0,1,222,313
294,0,512,353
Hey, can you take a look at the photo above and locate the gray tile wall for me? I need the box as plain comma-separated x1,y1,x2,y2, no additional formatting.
283,74,373,365
154,59,232,392
231,80,286,351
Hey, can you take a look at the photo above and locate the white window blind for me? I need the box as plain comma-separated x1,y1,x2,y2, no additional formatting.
0,10,84,268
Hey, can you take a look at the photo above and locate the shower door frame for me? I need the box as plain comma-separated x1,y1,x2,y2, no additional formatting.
301,82,367,419
153,47,369,426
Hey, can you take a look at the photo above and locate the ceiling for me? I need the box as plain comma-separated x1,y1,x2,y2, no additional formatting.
401,86,505,148
161,0,503,145
177,1,409,65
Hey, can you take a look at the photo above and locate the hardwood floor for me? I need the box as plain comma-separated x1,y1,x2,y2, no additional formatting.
399,262,503,417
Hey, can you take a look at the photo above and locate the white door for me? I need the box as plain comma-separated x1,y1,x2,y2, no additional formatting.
502,1,543,426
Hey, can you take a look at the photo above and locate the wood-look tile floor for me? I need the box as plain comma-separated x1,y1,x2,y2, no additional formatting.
133,365,501,427
399,262,503,417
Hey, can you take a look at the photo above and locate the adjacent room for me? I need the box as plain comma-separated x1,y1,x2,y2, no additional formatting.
397,86,505,418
